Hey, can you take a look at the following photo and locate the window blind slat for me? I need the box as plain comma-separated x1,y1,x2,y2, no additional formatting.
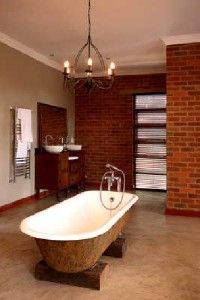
135,94,166,109
136,174,166,190
137,128,166,140
136,158,166,174
137,144,166,156
137,112,166,124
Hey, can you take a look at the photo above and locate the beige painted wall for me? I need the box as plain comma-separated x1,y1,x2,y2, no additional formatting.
0,42,75,206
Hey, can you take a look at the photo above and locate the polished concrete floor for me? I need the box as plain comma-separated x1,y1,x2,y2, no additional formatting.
0,191,200,300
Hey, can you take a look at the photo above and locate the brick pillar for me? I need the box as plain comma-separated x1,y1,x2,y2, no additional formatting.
166,43,200,216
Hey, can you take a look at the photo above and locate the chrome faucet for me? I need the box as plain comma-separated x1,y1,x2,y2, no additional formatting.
99,164,126,210
106,175,121,192
105,172,115,191
44,135,53,145
116,176,121,192
105,164,123,192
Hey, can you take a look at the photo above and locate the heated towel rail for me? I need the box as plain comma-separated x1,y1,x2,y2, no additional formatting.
9,107,31,183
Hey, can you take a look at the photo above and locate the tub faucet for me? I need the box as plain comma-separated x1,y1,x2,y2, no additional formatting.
105,168,122,192
116,176,121,192
100,164,126,210
105,172,115,191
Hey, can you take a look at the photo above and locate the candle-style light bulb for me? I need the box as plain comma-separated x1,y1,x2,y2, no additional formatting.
110,61,115,70
108,68,112,76
88,57,93,66
64,61,70,76
64,60,70,68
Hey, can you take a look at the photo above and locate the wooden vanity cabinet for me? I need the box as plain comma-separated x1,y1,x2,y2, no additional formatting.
35,150,85,193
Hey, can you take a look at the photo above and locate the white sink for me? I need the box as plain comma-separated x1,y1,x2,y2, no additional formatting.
66,144,82,151
44,145,64,154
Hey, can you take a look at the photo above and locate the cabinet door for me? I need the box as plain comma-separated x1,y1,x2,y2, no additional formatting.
68,150,85,181
58,153,69,189
35,153,59,190
69,159,81,185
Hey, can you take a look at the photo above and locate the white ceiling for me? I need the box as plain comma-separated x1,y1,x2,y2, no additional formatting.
0,0,200,74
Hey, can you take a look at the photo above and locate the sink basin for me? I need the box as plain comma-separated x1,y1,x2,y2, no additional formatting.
66,144,82,151
44,145,64,154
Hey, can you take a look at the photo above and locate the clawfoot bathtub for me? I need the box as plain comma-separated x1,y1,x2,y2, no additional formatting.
20,190,138,273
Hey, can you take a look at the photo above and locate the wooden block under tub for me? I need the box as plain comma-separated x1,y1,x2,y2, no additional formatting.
35,260,109,290
103,235,127,258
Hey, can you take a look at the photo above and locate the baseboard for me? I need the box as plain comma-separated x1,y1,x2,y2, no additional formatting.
165,208,200,218
0,191,51,213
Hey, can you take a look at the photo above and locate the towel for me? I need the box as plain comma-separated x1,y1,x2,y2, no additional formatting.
16,108,32,159
17,108,33,143
16,140,28,158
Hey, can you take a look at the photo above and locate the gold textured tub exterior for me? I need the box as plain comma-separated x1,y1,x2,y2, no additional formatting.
35,210,130,273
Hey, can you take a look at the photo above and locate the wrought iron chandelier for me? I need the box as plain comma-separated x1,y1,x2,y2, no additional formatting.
63,0,115,93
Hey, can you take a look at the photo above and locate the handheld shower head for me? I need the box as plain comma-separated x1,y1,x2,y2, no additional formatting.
105,163,111,169
105,164,121,172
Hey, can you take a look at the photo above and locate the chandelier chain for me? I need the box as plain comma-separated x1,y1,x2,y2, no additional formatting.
88,0,91,58
88,0,91,38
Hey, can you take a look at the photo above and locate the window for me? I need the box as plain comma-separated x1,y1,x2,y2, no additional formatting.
134,94,166,190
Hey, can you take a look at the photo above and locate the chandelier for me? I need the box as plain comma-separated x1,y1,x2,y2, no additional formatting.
63,0,115,93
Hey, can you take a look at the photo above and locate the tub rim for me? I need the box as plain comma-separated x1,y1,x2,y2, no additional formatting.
20,190,138,241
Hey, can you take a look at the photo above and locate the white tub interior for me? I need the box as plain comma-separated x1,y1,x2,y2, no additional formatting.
20,190,138,240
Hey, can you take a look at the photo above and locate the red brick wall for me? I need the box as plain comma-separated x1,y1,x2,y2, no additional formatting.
166,43,200,213
75,74,166,188
37,103,67,147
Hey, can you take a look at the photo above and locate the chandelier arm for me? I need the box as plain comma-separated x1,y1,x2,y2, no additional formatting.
64,77,85,93
74,40,89,69
74,78,82,86
91,41,106,71
75,79,87,90
95,77,114,90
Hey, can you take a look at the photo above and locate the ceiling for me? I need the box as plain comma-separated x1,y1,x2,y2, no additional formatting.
0,0,200,74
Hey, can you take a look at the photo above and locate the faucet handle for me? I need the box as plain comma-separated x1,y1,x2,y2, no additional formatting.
43,135,53,145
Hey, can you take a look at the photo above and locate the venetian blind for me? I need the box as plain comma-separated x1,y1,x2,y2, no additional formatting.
135,94,167,190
